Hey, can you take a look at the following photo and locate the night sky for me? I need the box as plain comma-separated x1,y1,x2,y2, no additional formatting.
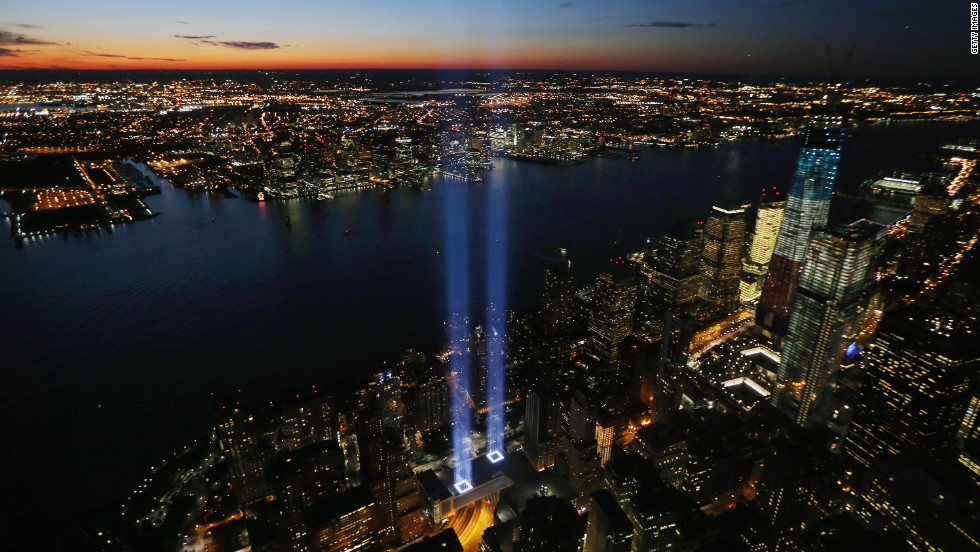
0,1,975,77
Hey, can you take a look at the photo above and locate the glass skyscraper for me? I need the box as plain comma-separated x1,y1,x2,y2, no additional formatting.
771,221,882,427
756,113,846,339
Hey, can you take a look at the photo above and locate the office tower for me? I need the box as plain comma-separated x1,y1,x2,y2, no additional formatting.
525,387,563,470
405,530,464,552
219,411,269,507
559,391,604,508
274,475,312,552
604,454,697,552
756,114,846,339
541,261,576,374
741,189,786,302
595,417,615,466
273,442,346,505
748,189,786,266
585,490,634,552
542,262,575,336
957,385,980,484
354,410,406,533
309,488,379,552
772,221,883,427
699,205,747,314
282,396,333,452
588,265,638,366
846,308,979,467
377,372,403,430
567,390,597,443
859,455,980,552
642,221,703,311
632,423,688,489
900,174,952,281
407,366,450,433
617,336,657,408
906,173,951,233
518,496,584,552
481,521,516,552
655,311,694,423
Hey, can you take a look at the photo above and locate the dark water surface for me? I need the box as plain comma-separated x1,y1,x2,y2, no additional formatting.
1,120,975,510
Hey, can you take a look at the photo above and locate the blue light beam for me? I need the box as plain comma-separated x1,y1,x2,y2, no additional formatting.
485,178,508,458
444,179,472,487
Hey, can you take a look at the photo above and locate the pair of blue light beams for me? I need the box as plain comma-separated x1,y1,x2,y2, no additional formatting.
444,174,507,493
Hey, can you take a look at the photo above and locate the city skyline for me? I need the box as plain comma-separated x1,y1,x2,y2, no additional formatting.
1,4,978,543
0,0,973,78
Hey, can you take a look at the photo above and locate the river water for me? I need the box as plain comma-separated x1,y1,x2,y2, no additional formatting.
0,119,975,510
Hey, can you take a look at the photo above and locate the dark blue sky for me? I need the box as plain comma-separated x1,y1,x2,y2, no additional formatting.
0,0,975,78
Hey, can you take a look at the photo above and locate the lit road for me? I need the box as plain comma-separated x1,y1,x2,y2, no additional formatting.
439,499,496,552
946,156,975,196
690,309,754,358
918,224,980,297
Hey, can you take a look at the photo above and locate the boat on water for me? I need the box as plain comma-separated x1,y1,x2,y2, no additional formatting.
285,216,292,228
344,229,352,236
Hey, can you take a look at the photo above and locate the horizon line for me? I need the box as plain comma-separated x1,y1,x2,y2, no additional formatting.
0,66,972,83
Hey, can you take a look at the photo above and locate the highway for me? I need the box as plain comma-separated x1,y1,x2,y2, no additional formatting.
437,499,496,552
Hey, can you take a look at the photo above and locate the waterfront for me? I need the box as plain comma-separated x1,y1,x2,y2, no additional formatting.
0,119,975,513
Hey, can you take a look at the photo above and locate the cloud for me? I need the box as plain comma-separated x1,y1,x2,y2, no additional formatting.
214,41,281,50
625,21,719,28
558,1,573,7
175,35,216,40
176,20,190,25
83,50,185,62
0,48,20,56
0,30,57,45
11,24,42,29
198,40,282,49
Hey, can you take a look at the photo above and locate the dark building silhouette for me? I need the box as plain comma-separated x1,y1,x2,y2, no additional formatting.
655,311,694,423
524,386,563,470
640,220,702,325
584,489,634,552
587,265,638,366
846,307,979,466
541,261,576,371
518,496,584,552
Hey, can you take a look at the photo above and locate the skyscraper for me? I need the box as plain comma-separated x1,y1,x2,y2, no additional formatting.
407,366,449,434
741,188,786,302
219,411,269,507
846,307,979,467
519,496,585,552
595,417,615,466
641,221,703,311
584,490,634,552
655,311,694,423
587,265,638,366
524,386,563,471
756,114,846,339
377,372,403,430
900,174,953,282
772,220,883,427
698,205,747,314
